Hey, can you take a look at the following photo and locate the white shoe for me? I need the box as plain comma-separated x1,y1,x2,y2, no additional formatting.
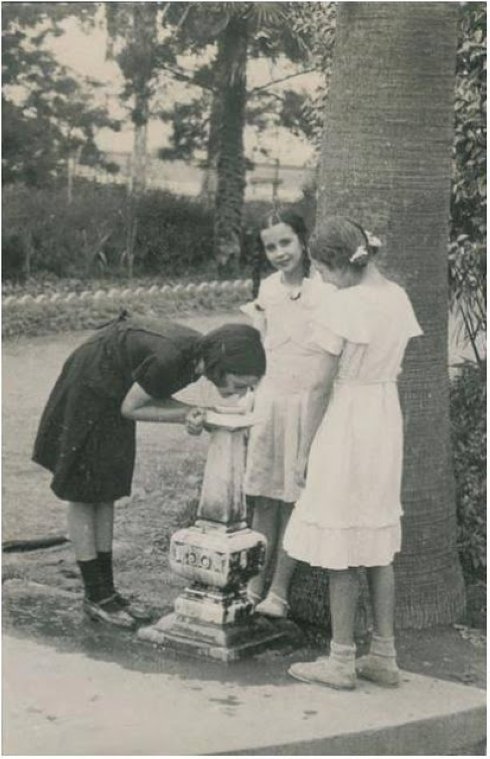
248,590,262,606
288,656,356,690
356,654,400,687
255,592,289,619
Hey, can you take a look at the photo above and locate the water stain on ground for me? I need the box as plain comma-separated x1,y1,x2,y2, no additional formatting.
209,696,242,705
3,585,302,688
3,579,487,693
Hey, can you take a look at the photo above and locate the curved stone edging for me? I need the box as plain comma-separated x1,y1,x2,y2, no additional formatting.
2,279,254,309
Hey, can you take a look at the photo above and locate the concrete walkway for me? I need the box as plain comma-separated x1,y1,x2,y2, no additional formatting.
4,633,485,756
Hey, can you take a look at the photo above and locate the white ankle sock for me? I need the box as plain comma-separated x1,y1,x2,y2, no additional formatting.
330,640,356,659
370,634,397,658
268,591,288,604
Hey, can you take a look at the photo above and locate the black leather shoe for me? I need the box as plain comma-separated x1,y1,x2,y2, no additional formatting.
114,593,154,622
83,595,136,629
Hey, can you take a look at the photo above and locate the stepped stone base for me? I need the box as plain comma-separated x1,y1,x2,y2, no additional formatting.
138,612,302,663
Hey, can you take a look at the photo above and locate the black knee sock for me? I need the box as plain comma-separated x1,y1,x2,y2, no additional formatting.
97,551,116,597
77,559,105,602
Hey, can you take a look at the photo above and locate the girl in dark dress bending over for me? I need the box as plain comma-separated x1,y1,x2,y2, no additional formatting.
33,313,265,629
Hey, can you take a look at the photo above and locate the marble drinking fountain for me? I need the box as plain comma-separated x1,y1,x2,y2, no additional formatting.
138,405,299,662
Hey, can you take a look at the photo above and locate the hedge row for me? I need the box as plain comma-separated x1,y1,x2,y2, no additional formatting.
2,182,277,281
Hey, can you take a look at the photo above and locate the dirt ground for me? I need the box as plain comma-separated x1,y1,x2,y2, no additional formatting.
3,311,486,725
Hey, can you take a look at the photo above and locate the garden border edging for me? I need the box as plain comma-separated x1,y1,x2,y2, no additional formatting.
3,279,254,309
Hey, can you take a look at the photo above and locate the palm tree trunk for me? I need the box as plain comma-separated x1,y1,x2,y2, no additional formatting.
290,2,465,629
213,16,248,276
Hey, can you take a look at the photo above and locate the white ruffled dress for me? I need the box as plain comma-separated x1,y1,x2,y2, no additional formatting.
283,278,423,569
242,271,335,504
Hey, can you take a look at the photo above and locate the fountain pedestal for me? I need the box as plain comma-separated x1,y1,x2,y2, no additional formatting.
138,417,300,662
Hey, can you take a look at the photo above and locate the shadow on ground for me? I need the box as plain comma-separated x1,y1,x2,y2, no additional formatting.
3,567,486,693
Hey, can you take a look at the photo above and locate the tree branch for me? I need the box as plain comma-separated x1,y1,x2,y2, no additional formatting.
160,2,172,22
460,304,482,367
176,4,192,30
158,62,216,92
157,63,318,99
249,67,318,94
248,90,284,104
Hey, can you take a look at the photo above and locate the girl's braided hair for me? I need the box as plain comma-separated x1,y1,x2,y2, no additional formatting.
251,207,311,298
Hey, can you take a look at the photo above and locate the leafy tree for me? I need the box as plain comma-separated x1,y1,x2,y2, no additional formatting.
106,3,165,196
2,3,120,188
278,1,336,145
158,98,211,163
449,2,486,366
105,2,335,272
105,2,191,276
450,360,486,584
162,2,334,273
451,2,486,243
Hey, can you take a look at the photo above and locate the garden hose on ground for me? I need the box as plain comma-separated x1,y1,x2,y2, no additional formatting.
2,535,69,553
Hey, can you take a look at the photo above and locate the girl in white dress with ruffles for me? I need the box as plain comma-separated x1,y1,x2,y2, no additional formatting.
284,216,423,690
241,209,335,618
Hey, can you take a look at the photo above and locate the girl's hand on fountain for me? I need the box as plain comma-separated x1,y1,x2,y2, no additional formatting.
185,407,206,435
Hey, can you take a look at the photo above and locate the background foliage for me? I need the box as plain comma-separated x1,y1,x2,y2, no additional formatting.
2,183,216,280
2,181,279,283
2,3,120,186
450,360,486,583
448,2,486,366
2,3,485,290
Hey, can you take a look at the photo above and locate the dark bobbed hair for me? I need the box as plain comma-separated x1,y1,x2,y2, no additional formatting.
251,207,311,298
310,216,377,271
199,323,266,386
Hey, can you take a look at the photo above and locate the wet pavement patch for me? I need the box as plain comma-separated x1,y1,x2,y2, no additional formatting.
3,577,486,692
3,581,302,687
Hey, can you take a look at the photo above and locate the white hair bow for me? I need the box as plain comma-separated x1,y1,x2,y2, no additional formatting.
349,245,368,263
365,231,382,248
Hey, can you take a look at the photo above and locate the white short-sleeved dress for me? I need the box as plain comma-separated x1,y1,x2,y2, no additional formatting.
283,278,423,569
242,271,335,504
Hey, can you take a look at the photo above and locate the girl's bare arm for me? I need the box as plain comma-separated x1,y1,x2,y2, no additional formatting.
121,382,205,433
296,353,339,486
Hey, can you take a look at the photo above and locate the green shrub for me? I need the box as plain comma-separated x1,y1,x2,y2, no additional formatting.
2,182,217,281
450,360,486,583
2,183,127,280
133,190,214,276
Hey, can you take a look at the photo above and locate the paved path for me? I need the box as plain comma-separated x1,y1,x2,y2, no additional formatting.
3,632,485,756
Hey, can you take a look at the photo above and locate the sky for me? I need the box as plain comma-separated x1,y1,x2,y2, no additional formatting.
49,11,321,167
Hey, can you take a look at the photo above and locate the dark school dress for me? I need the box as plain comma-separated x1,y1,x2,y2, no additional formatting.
32,315,201,503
